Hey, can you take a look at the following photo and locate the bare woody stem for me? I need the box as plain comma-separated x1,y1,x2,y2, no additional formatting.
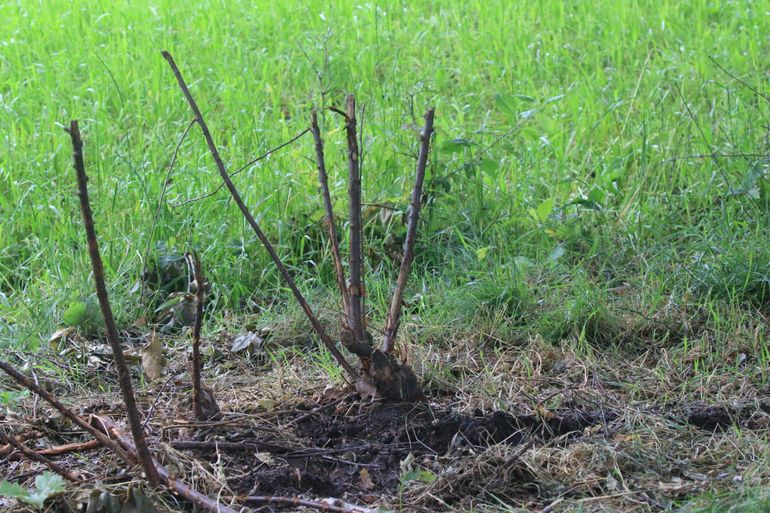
0,359,132,464
186,251,205,420
382,108,436,353
310,111,350,322
343,95,367,344
161,51,358,382
65,120,161,486
0,427,83,483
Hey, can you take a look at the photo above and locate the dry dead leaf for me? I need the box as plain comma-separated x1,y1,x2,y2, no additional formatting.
48,326,76,350
359,468,375,490
141,331,166,381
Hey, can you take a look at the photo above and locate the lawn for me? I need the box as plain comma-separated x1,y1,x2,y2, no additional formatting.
0,1,768,511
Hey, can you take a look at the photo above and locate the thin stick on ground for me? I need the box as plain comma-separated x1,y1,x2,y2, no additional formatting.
382,108,435,353
238,495,380,513
0,428,83,483
0,359,131,463
342,95,367,345
310,110,350,321
161,51,358,382
65,120,161,486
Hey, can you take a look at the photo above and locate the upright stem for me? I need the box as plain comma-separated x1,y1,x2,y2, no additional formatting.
66,120,161,485
161,51,358,382
186,251,205,420
382,108,436,353
310,111,350,322
344,95,366,344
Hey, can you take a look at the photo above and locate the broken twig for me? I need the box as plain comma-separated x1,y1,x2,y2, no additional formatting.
92,416,240,513
0,359,131,463
185,251,220,420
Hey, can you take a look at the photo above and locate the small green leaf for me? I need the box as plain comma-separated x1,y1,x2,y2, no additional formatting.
532,198,555,222
476,246,491,261
0,389,30,406
494,92,517,117
62,302,87,327
0,480,31,502
519,109,537,120
479,159,498,176
587,188,606,205
0,472,64,509
34,473,65,497
548,245,565,262
514,94,536,103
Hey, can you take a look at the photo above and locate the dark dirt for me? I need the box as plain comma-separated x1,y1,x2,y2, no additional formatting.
170,401,614,504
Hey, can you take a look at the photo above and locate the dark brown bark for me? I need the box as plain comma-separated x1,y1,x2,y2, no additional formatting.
65,120,161,485
343,95,367,346
382,109,435,353
310,111,350,322
161,51,358,382
0,428,83,482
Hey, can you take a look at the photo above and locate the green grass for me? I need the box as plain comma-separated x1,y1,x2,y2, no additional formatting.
0,1,769,508
2,0,768,346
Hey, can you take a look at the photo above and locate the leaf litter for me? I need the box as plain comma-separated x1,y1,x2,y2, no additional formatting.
1,331,768,512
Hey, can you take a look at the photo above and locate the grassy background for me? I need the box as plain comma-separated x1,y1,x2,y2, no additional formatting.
1,1,769,510
1,0,768,346
2,0,768,351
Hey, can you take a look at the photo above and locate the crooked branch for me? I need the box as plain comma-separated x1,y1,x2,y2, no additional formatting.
0,359,131,463
0,428,83,483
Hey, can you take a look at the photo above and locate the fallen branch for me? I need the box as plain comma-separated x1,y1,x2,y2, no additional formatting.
0,359,131,464
382,109,435,353
92,416,240,513
171,440,300,455
6,439,101,460
310,110,350,322
65,120,161,485
0,428,83,483
161,50,358,382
